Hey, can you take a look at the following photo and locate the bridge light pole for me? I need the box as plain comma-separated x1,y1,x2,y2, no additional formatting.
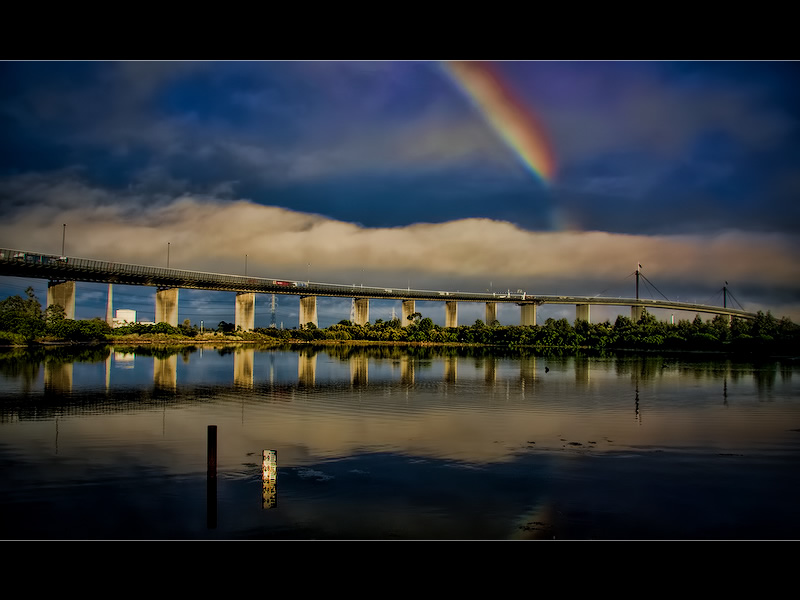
61,224,66,257
245,255,248,276
167,242,170,268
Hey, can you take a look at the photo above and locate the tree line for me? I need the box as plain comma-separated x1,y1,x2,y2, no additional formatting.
1,287,798,354
254,310,798,354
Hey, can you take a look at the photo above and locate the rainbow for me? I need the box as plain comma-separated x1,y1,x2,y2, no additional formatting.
442,61,557,185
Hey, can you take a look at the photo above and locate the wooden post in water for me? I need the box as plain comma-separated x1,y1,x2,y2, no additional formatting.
208,425,217,475
262,450,277,509
207,425,217,529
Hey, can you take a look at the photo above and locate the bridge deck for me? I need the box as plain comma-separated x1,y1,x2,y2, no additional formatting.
0,248,756,319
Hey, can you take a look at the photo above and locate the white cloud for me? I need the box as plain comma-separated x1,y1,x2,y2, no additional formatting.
1,177,797,321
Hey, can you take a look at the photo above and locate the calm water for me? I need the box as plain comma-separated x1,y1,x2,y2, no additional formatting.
1,343,799,540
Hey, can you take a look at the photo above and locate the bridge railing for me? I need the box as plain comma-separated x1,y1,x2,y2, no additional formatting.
0,248,293,288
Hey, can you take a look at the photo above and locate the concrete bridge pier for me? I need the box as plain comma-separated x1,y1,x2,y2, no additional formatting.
235,292,255,332
576,303,590,323
401,299,415,327
519,303,537,326
445,301,458,328
299,296,318,328
106,284,113,326
354,298,369,326
631,305,644,322
156,287,179,326
47,280,76,320
485,302,498,325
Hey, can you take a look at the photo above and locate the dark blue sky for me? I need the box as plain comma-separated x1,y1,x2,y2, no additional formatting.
1,61,799,325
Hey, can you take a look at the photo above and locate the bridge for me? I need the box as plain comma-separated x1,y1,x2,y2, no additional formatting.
0,247,756,330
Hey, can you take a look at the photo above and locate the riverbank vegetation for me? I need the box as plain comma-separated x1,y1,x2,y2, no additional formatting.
1,287,797,355
261,311,799,355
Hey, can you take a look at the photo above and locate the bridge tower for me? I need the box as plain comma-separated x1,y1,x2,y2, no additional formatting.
631,263,644,322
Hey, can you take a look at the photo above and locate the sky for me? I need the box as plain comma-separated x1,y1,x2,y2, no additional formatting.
1,60,799,328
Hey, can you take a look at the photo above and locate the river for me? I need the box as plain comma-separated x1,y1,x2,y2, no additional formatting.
1,343,798,540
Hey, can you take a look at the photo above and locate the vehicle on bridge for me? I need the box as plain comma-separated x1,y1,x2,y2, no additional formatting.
3,251,69,266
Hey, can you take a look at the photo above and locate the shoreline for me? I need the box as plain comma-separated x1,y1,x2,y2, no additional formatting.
1,334,796,361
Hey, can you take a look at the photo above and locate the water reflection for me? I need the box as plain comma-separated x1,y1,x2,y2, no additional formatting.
350,353,368,387
400,355,414,385
444,355,457,384
1,345,798,459
4,344,796,401
44,361,73,394
154,354,177,390
1,344,800,540
234,347,254,389
296,350,315,387
574,355,590,385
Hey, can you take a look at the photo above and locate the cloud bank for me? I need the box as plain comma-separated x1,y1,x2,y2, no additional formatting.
1,175,797,318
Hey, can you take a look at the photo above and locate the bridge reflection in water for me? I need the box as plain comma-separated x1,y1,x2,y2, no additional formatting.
28,347,749,432
33,346,741,425
234,347,254,389
297,350,316,387
38,347,556,393
44,361,73,394
154,355,178,390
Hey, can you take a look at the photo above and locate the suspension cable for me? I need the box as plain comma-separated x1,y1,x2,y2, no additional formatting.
639,272,670,301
